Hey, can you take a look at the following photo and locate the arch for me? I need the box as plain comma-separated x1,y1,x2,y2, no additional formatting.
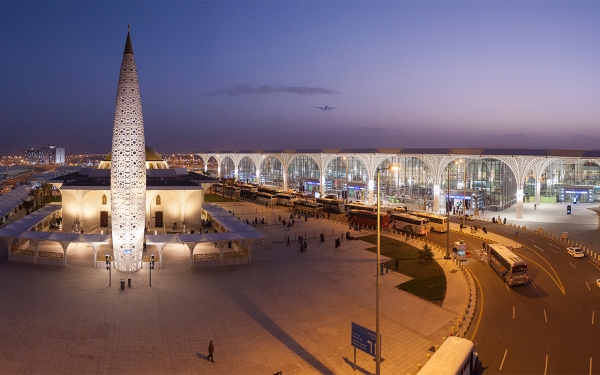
287,155,321,194
156,195,162,205
220,156,235,178
375,156,433,203
260,156,284,188
237,156,256,184
324,156,369,199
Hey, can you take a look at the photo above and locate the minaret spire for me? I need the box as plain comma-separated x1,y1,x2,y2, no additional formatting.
110,28,146,272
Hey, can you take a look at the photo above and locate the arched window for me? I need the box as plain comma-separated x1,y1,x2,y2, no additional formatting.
156,195,161,205
101,194,107,205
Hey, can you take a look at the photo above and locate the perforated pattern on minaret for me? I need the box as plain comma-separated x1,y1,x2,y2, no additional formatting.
110,32,146,272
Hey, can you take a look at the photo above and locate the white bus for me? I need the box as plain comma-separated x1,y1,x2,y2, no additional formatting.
486,244,529,286
411,212,448,233
345,202,377,215
255,192,277,206
418,336,477,375
388,213,429,236
293,199,324,216
316,197,345,213
276,193,298,206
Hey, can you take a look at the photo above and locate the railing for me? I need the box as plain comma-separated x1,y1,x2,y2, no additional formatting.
193,253,219,261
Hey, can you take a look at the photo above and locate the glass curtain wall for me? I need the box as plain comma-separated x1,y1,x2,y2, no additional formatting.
541,161,600,201
442,158,516,211
288,156,320,193
324,156,368,199
220,157,235,178
260,156,284,188
237,156,255,184
377,157,432,204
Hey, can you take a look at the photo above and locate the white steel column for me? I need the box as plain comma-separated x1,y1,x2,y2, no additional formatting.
368,179,375,205
255,169,260,185
433,183,440,213
516,185,524,219
282,170,287,190
535,180,541,206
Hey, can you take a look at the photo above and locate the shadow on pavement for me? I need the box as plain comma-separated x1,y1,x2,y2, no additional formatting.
233,294,335,374
195,352,208,361
342,356,372,375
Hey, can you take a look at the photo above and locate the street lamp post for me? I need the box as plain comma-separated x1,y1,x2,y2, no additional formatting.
375,164,398,374
445,163,451,259
376,168,382,374
105,254,111,286
150,255,155,286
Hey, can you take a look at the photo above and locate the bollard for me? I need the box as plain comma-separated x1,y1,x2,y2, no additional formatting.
434,345,439,352
426,353,431,362
120,279,125,290
128,277,131,287
451,326,455,335
417,364,422,371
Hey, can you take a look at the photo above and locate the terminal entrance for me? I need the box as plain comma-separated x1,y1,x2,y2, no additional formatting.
557,186,594,203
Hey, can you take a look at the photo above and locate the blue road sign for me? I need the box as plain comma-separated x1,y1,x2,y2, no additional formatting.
351,322,377,356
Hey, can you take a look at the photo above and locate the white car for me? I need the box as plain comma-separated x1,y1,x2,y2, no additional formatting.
567,246,584,258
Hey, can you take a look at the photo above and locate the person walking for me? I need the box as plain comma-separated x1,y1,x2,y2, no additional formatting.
286,236,290,246
394,259,399,271
207,340,214,363
534,204,537,210
303,240,307,252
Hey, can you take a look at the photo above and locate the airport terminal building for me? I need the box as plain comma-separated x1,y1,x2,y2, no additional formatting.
194,148,600,219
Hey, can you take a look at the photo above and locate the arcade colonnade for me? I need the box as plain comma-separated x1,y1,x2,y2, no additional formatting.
195,149,600,219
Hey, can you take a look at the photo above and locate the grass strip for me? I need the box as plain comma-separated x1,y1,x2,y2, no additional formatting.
360,234,447,305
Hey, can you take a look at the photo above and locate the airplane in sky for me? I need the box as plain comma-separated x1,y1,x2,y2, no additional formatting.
315,105,335,111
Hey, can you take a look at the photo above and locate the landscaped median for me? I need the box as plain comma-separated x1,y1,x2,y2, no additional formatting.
360,234,447,305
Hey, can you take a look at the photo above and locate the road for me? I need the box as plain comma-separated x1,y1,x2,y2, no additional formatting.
426,220,600,374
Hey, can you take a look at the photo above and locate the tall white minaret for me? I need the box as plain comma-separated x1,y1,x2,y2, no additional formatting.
110,25,146,272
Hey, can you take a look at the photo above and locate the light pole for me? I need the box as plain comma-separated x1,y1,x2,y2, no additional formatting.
375,164,397,374
376,167,382,375
105,254,111,286
149,255,155,286
445,162,451,259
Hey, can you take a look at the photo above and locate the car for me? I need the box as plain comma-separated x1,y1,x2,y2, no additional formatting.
567,246,584,258
462,214,475,221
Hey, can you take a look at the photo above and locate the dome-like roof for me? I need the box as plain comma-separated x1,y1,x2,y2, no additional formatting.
104,146,164,162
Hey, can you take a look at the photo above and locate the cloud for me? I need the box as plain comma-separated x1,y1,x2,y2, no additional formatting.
206,85,340,97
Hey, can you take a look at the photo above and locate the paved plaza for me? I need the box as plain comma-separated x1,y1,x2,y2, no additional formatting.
0,202,470,375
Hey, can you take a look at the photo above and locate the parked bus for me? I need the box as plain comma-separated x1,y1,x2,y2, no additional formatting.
410,212,448,233
255,192,277,206
418,336,477,375
345,202,377,215
348,210,389,229
293,199,324,216
452,240,469,261
486,244,529,286
276,193,298,206
388,213,429,235
240,189,256,200
316,197,345,213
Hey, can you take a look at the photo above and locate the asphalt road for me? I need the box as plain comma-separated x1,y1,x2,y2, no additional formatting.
426,221,600,374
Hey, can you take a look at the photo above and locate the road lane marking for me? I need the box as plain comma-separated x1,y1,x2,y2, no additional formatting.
468,270,485,342
532,281,537,289
586,282,590,291
512,306,515,319
593,311,595,325
549,243,560,249
590,358,593,375
515,248,566,295
570,262,577,269
544,355,548,375
534,245,545,252
544,309,547,323
499,349,508,371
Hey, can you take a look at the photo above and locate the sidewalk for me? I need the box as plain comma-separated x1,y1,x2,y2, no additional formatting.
0,201,473,375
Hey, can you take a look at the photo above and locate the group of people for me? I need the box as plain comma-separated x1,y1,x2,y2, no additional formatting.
298,236,308,252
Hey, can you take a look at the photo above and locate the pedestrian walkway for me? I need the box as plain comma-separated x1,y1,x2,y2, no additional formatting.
0,201,475,375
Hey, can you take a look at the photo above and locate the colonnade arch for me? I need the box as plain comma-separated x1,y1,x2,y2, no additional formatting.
287,155,321,195
259,156,284,188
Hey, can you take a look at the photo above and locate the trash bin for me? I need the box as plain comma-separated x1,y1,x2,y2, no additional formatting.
128,277,131,287
120,279,125,290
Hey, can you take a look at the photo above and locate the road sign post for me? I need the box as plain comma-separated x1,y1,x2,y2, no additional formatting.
515,231,519,249
351,322,382,370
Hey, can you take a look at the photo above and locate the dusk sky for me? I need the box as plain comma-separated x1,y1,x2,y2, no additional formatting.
1,1,600,156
